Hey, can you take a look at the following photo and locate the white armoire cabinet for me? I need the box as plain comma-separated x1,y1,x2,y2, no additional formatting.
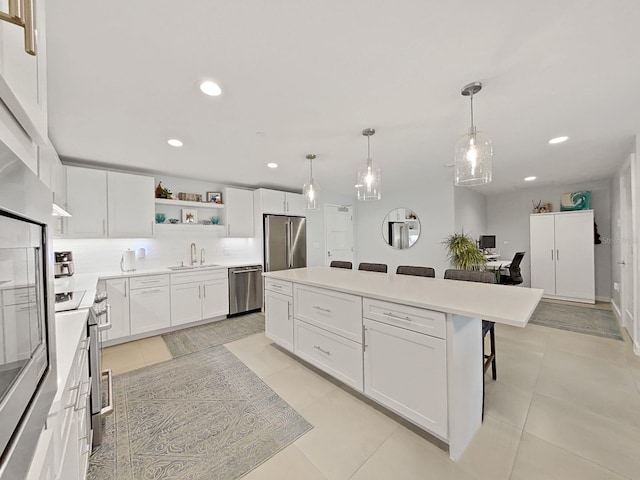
530,210,595,303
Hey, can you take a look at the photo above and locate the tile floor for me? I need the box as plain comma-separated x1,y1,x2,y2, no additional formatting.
102,309,640,480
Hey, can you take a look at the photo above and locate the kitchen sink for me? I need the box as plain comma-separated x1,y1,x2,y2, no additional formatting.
167,264,221,271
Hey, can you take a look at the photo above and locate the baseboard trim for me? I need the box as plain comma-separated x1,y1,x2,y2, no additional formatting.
634,341,640,356
611,300,622,320
596,295,611,303
541,294,595,304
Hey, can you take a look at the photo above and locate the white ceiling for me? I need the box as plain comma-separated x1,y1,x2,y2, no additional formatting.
45,0,640,196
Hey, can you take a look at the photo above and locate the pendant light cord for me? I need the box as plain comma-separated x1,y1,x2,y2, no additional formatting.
309,158,313,181
469,92,475,132
367,135,372,168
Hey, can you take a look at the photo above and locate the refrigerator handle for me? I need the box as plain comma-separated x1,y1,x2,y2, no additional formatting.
264,217,270,271
286,220,292,268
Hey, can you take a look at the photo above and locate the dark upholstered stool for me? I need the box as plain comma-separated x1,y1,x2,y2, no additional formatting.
443,269,497,419
358,262,388,273
330,260,352,269
396,265,435,277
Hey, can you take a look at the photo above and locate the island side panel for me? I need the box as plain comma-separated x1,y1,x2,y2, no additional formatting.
446,313,483,461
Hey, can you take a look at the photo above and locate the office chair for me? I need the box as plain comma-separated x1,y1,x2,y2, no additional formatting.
330,260,352,269
499,252,525,285
396,265,435,277
358,262,388,273
443,269,497,419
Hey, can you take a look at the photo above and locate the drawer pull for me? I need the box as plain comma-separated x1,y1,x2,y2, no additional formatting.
384,311,412,321
313,305,331,314
313,345,332,356
272,284,282,289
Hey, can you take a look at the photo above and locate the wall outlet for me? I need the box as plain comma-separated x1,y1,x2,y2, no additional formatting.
614,282,620,292
223,248,231,256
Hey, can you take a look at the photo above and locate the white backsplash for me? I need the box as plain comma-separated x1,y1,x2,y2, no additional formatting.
53,234,261,274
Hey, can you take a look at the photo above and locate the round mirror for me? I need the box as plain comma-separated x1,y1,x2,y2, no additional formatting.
382,208,421,249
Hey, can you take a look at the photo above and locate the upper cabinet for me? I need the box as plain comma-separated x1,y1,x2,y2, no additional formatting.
0,0,48,136
255,188,304,217
223,187,254,237
63,166,154,238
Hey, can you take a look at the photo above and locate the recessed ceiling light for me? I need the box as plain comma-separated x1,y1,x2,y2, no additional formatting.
167,139,183,147
524,176,537,182
199,81,222,96
548,136,568,144
267,163,278,169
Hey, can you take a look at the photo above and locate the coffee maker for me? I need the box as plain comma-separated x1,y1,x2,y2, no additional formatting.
54,251,75,277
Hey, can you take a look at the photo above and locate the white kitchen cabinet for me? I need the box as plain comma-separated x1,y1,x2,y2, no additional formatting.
530,210,595,303
255,188,305,216
223,187,255,237
171,269,229,326
129,275,171,335
107,171,155,237
105,278,130,341
64,167,108,238
265,289,293,351
363,317,447,439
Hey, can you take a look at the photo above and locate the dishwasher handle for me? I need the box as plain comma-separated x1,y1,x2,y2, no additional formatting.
232,268,261,274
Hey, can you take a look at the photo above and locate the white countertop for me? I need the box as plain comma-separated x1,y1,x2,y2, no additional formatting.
264,266,543,327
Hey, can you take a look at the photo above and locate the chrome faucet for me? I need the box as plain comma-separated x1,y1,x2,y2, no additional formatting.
190,243,197,266
200,248,205,265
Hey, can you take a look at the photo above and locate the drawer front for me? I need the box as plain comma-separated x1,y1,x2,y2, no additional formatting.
294,285,362,343
171,268,227,285
294,320,363,391
362,298,446,339
130,274,170,289
264,278,293,296
2,286,36,305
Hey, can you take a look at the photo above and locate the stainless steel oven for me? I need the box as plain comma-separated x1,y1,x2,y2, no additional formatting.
0,136,57,479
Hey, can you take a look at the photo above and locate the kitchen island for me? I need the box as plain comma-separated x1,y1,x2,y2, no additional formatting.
263,266,543,460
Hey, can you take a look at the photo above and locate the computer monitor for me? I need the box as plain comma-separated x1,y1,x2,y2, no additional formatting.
479,235,496,249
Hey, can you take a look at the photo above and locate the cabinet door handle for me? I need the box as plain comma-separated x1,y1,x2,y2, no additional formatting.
124,280,127,297
287,301,291,319
313,345,331,356
203,285,206,298
363,325,368,352
198,285,202,298
551,249,554,260
556,249,560,261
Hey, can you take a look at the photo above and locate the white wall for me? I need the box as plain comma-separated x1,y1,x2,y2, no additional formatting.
354,166,454,277
486,179,612,299
454,187,487,240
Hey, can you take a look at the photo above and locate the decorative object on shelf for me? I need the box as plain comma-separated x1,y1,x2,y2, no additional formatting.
168,218,179,224
303,154,320,210
560,191,591,211
155,182,172,199
181,209,198,224
206,192,222,204
533,200,553,213
177,192,203,202
155,213,166,223
210,216,219,225
454,82,492,186
200,219,212,225
443,230,487,270
356,128,382,201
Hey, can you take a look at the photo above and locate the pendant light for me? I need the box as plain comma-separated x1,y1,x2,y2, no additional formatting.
303,154,320,210
454,82,492,186
356,128,382,201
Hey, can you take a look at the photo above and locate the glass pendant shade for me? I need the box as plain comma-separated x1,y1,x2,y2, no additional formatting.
454,127,493,186
356,128,381,201
303,154,320,210
356,160,382,201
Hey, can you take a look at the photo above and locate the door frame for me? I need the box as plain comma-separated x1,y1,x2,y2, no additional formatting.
324,204,354,266
618,158,634,336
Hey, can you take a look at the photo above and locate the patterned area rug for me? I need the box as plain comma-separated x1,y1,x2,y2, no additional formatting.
162,312,265,357
528,301,624,341
88,346,312,480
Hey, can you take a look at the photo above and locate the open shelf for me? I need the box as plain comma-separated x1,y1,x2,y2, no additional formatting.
155,198,224,209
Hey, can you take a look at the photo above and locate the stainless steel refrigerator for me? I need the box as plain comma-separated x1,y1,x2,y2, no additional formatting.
264,215,307,272
389,222,409,249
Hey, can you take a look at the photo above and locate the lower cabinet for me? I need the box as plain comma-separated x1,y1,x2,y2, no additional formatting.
264,289,293,351
295,319,363,391
129,275,171,335
363,318,448,439
171,270,229,326
105,278,130,341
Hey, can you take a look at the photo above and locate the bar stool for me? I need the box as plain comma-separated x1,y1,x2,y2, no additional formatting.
396,265,435,277
330,260,352,269
358,262,388,273
443,269,497,418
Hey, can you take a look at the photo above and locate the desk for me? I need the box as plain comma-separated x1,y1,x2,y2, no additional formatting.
485,260,510,270
484,254,500,260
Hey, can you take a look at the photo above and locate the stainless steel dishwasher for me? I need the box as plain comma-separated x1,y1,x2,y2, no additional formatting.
228,265,263,316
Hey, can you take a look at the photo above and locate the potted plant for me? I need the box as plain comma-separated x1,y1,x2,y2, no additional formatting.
443,230,487,270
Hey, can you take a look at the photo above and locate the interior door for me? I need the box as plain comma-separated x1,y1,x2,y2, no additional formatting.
529,214,556,294
264,215,289,272
324,204,354,265
290,217,307,268
554,211,595,301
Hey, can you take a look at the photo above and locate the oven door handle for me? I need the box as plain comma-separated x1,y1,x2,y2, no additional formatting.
97,304,112,331
100,369,114,416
